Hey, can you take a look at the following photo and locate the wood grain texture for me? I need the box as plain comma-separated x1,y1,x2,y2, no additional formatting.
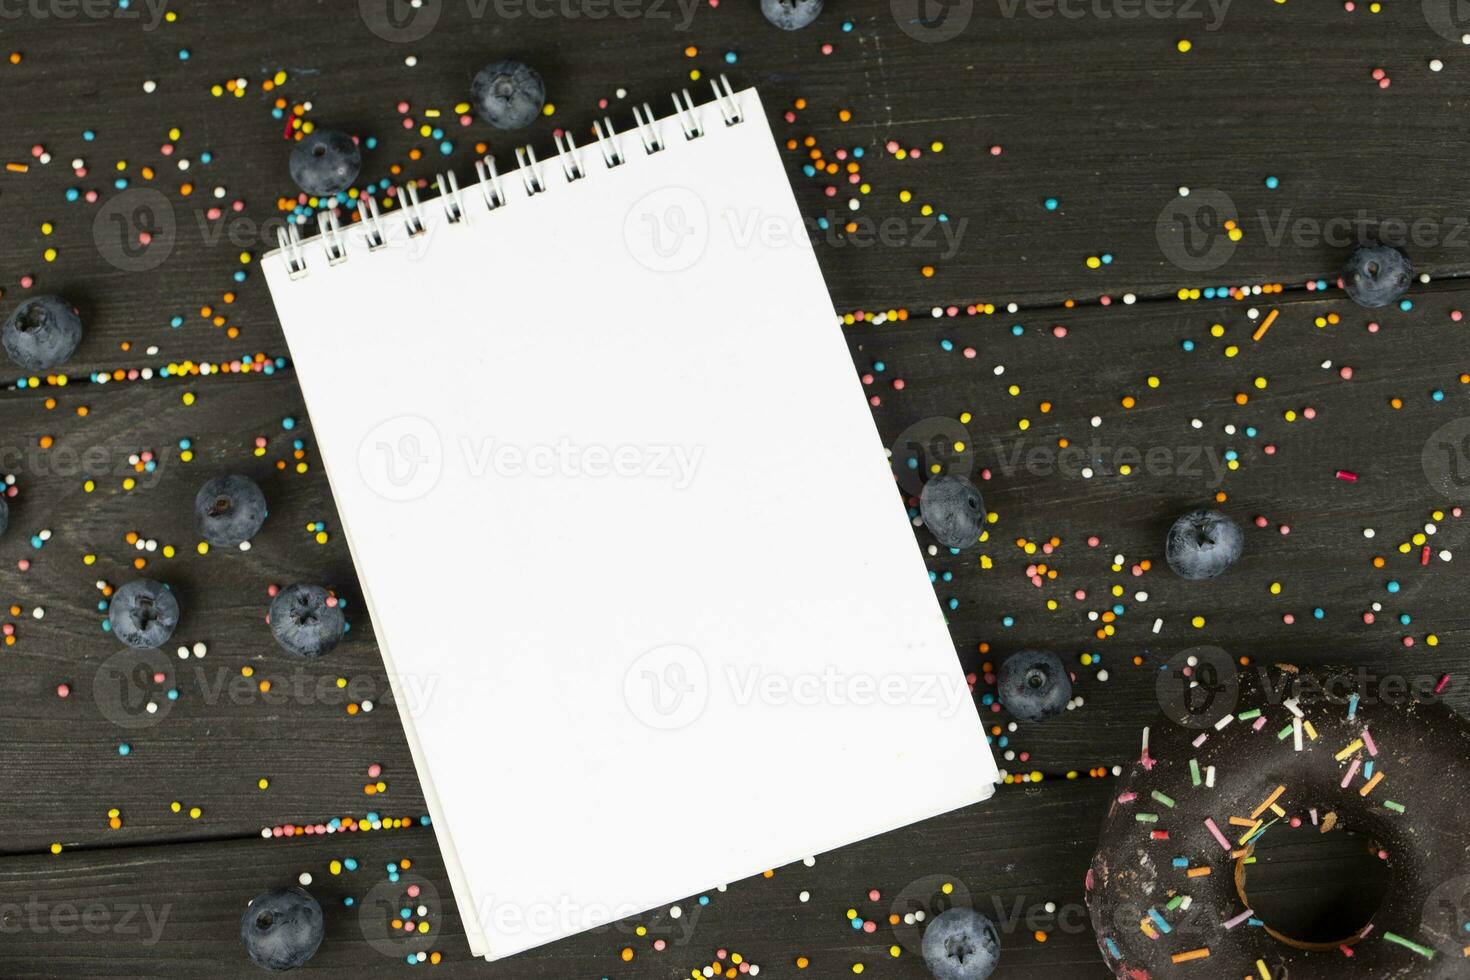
1,0,1469,976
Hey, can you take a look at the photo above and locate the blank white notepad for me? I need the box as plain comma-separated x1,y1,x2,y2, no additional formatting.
262,81,997,961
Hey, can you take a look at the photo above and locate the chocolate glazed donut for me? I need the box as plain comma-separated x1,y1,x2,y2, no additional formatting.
1085,660,1470,979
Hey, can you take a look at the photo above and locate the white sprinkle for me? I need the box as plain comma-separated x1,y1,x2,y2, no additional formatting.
1363,528,1375,538
669,906,682,919
193,642,207,658
361,700,374,712
1178,186,1190,196
1044,902,1057,913
1123,293,1137,304
798,890,810,903
1152,617,1163,634
803,856,816,867
143,80,157,94
298,872,312,886
1431,58,1444,71
404,55,418,67
32,607,44,619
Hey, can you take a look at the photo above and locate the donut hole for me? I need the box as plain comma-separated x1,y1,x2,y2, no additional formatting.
1237,823,1390,948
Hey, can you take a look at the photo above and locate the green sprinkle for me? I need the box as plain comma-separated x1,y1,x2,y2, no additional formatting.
1383,932,1436,959
1236,708,1262,721
1189,759,1202,787
1384,800,1406,813
1152,790,1177,809
1276,724,1294,740
1165,895,1185,911
1136,813,1160,823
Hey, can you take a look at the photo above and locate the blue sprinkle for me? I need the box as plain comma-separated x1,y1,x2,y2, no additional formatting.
873,360,885,372
1181,339,1195,351
178,49,190,60
83,130,96,141
1044,197,1058,211
724,51,737,64
1399,299,1413,311
118,743,131,756
1100,253,1113,265
1313,608,1324,620
940,339,954,351
1002,616,1015,628
1432,389,1445,402
1387,580,1400,593
1264,176,1279,189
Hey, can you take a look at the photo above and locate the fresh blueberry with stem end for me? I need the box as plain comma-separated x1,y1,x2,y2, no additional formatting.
1166,508,1244,580
1342,242,1412,309
288,129,361,198
240,886,323,972
269,584,345,658
109,579,180,650
922,906,1000,980
196,474,268,547
761,0,823,29
3,295,83,372
920,475,985,549
998,650,1072,723
472,60,546,130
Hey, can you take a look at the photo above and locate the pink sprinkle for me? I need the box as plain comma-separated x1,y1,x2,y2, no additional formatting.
1339,366,1354,380
654,939,666,951
1053,325,1067,337
368,763,382,778
863,921,877,933
17,559,29,571
1205,818,1232,851
988,145,1002,156
1278,525,1290,535
1341,757,1361,788
1264,444,1277,455
1254,515,1269,528
1335,470,1358,482
1453,311,1463,322
1223,908,1255,930
1252,717,1268,731
962,347,976,358
1192,733,1208,748
1363,612,1375,624
1371,67,1386,80
1436,674,1451,695
407,884,420,898
1283,613,1295,624
56,683,69,698
325,595,339,608
821,43,834,55
1367,321,1379,333
1362,728,1378,756
1117,792,1137,803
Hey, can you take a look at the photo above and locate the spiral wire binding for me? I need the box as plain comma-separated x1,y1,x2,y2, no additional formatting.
514,145,547,195
473,155,507,210
630,102,664,155
593,118,624,168
318,209,348,265
401,182,428,236
436,170,467,224
276,76,743,279
553,130,586,183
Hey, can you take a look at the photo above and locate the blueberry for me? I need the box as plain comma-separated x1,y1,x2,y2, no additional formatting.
269,584,345,658
761,0,823,29
240,886,323,972
472,60,545,130
922,906,1000,980
109,579,180,650
1342,242,1412,309
196,474,268,547
1165,508,1244,580
289,129,361,198
997,650,1072,723
920,475,985,549
3,295,83,373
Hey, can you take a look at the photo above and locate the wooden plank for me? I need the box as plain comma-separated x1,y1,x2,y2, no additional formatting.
0,781,1116,978
855,284,1470,774
2,1,1469,337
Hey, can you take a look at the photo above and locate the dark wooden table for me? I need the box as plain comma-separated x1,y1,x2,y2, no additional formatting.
2,1,1469,976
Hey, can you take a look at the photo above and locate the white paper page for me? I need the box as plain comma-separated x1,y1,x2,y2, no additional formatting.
261,87,998,961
